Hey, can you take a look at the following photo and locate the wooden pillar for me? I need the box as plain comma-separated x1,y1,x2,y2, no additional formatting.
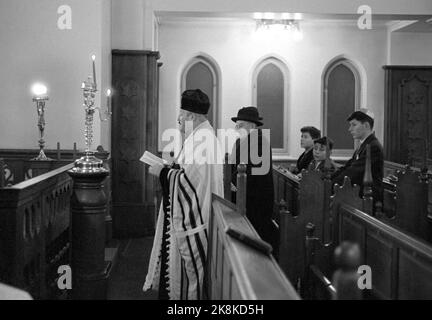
223,153,232,201
332,241,362,300
236,163,247,216
95,148,113,244
362,145,374,214
0,158,5,188
68,170,110,299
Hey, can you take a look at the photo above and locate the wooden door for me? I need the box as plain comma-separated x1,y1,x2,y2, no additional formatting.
384,66,432,167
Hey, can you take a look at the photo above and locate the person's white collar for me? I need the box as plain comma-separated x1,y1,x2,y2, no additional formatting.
359,132,373,145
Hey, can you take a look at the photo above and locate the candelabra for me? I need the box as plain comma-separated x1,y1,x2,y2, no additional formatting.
70,54,112,173
32,83,52,161
70,76,110,173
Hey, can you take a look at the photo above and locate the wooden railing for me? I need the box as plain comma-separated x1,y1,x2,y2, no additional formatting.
0,163,74,299
272,165,299,222
207,193,299,299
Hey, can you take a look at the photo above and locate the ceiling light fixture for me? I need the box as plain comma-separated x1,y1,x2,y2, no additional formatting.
255,19,303,40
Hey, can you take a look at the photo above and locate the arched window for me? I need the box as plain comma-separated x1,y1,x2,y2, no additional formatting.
323,58,362,155
253,57,289,153
181,55,220,128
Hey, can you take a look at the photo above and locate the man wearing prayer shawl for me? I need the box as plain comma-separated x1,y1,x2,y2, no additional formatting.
143,89,223,300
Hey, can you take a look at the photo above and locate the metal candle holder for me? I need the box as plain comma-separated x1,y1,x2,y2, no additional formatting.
32,94,52,161
70,77,109,174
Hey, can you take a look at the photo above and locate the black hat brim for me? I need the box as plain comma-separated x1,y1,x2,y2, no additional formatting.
347,111,373,123
231,117,263,127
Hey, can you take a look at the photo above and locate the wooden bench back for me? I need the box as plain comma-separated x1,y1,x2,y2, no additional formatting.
206,193,299,299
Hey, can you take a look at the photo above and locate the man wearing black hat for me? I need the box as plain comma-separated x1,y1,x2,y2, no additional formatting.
331,108,384,204
230,106,279,256
145,89,224,300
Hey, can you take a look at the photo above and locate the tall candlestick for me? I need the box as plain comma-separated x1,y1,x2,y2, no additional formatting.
31,83,51,161
106,89,111,112
91,55,97,88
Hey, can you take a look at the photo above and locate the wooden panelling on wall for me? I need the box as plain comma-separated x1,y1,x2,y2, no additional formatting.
111,50,160,238
383,66,432,166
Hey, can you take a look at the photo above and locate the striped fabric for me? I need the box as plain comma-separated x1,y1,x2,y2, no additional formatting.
144,120,223,300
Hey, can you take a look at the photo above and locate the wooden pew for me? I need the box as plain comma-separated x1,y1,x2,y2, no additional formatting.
336,203,432,299
223,163,369,300
273,165,299,220
380,166,432,243
303,175,432,299
206,192,300,299
0,163,74,299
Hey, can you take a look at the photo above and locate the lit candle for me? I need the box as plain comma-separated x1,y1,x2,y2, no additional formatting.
106,89,111,112
31,83,48,99
91,54,97,88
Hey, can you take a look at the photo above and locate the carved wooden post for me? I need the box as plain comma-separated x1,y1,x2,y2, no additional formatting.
332,241,362,300
57,142,61,160
375,201,384,219
73,143,77,160
363,144,374,213
0,158,5,188
223,153,232,201
324,137,332,179
304,222,318,299
95,148,112,243
236,163,247,216
68,162,110,299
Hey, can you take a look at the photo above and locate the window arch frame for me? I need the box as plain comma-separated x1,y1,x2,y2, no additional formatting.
322,57,364,156
252,56,290,155
181,55,220,129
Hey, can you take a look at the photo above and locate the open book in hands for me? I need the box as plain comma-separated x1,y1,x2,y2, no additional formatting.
139,151,169,167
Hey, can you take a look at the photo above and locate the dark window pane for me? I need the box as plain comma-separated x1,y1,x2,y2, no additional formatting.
186,62,214,126
327,64,356,149
257,63,284,149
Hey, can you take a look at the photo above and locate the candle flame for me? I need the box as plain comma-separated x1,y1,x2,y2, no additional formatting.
32,83,48,96
92,55,96,61
106,89,111,96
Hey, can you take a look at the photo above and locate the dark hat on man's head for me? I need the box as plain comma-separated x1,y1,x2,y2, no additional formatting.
347,108,374,128
231,106,263,126
314,136,334,150
181,89,210,115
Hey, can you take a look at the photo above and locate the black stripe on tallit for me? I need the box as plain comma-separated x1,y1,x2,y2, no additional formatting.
184,259,189,300
180,258,184,300
178,180,207,278
157,168,174,300
169,170,180,220
182,174,207,236
177,191,201,299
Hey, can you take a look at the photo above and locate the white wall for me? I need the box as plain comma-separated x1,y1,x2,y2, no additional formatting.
157,21,388,157
0,0,112,151
390,32,432,65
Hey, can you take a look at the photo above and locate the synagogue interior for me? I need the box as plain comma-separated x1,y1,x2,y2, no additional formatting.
0,0,432,300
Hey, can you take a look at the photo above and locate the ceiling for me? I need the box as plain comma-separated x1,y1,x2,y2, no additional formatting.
155,12,432,32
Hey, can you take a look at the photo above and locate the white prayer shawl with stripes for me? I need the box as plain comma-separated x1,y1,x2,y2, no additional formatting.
143,120,223,299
